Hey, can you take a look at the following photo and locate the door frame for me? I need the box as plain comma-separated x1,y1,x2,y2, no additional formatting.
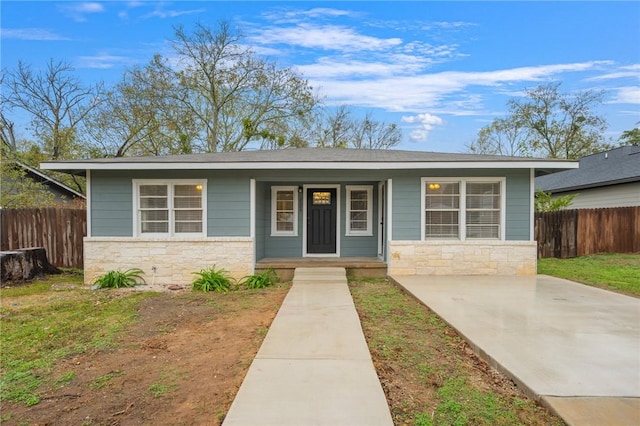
303,184,341,257
377,181,385,259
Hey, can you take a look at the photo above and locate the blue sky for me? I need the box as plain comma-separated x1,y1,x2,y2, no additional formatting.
2,1,639,153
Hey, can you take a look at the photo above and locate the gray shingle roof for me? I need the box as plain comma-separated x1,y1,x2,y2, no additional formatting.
536,145,640,192
46,147,560,164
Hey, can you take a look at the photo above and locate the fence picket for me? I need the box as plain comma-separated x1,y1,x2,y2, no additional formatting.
535,207,640,258
1,208,86,268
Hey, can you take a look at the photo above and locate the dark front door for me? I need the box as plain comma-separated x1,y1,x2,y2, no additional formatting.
307,188,337,254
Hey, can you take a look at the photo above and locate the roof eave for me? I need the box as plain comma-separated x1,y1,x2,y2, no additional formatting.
19,162,86,198
540,176,640,193
41,160,579,172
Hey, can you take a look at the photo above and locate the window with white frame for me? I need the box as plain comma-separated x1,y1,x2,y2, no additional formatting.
424,181,460,238
466,182,501,239
271,186,298,236
135,180,205,236
422,178,503,240
346,185,373,236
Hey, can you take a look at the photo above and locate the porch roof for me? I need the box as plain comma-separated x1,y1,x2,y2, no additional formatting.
41,147,577,175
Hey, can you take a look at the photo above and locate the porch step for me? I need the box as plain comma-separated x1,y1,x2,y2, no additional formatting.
293,267,347,284
256,257,387,282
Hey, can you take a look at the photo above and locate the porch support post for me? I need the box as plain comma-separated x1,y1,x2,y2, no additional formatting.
250,178,256,273
386,178,393,276
529,168,535,241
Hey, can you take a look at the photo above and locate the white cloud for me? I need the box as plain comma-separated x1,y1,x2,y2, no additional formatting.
402,113,444,127
59,2,105,22
306,61,611,113
608,86,640,104
402,113,444,142
409,129,431,142
429,21,475,29
0,28,69,41
251,24,402,52
588,64,640,81
143,7,205,19
262,7,359,24
76,54,135,69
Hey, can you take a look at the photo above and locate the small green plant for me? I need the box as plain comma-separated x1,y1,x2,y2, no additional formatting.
54,371,76,387
192,266,234,292
148,383,168,397
93,269,146,289
534,189,575,212
89,371,124,390
240,268,278,289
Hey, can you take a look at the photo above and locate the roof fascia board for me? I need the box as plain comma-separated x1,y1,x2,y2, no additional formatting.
542,177,640,193
20,162,86,198
41,160,579,171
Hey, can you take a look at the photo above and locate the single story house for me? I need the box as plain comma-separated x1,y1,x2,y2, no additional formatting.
536,145,640,209
42,148,575,286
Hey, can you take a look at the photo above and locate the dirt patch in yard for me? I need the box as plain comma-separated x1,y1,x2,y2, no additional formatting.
2,286,289,426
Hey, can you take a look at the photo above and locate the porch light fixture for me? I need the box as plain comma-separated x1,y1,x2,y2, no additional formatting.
428,183,441,190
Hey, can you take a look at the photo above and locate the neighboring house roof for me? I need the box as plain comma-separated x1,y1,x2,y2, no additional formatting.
536,145,640,193
18,162,86,200
41,148,577,174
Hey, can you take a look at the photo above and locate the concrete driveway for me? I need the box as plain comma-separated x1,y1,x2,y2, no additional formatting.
391,274,640,426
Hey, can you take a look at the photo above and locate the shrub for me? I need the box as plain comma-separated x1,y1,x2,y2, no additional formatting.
192,266,234,292
240,268,278,289
93,269,146,289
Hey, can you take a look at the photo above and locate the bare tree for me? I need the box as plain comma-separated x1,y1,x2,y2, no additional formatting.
84,56,198,157
168,22,317,152
4,60,103,159
351,111,401,149
467,116,529,156
315,106,402,149
509,82,609,159
468,82,610,159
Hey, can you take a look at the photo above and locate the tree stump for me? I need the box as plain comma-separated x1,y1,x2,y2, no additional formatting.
1,247,61,284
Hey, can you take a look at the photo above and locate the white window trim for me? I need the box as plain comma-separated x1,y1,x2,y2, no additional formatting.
133,179,207,237
346,185,373,236
421,177,506,241
271,186,298,237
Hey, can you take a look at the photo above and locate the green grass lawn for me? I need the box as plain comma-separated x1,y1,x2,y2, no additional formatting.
350,278,562,426
0,272,159,407
538,253,640,297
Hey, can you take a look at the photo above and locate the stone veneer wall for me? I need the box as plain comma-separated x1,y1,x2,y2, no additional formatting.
84,237,254,286
388,240,536,276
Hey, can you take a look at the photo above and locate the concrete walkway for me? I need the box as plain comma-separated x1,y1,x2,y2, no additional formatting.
223,267,393,426
392,274,640,426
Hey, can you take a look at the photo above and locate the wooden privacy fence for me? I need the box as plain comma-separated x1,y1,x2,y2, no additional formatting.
0,208,86,268
535,206,640,258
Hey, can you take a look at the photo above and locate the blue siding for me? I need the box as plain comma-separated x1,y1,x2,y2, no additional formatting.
208,178,250,237
390,169,532,241
90,170,250,237
260,181,379,258
390,176,421,240
505,170,531,240
263,182,304,258
91,173,132,236
340,183,379,257
255,182,267,260
89,167,532,250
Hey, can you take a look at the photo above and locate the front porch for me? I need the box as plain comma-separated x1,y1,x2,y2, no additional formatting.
255,257,387,282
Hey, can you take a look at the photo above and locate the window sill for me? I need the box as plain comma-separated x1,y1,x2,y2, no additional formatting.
345,232,373,237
